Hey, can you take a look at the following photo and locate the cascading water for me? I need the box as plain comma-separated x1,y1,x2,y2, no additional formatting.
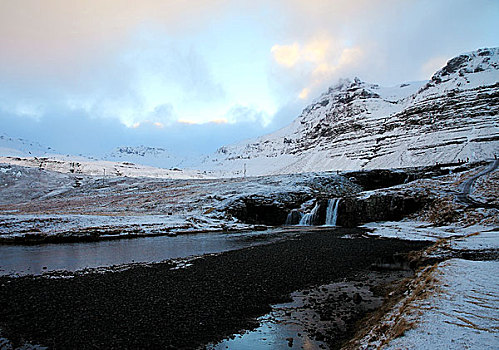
324,198,340,226
285,209,303,226
299,202,320,226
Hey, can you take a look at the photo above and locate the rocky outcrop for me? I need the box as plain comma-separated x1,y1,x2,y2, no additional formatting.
344,162,484,190
225,162,482,226
223,173,360,226
226,192,312,226
337,189,434,228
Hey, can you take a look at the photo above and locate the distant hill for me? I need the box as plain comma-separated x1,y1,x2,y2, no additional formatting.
103,145,186,169
0,134,56,157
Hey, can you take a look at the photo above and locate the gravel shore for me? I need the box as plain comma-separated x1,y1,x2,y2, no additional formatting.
0,228,429,349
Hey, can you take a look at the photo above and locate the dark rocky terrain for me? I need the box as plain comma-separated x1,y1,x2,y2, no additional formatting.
0,229,429,349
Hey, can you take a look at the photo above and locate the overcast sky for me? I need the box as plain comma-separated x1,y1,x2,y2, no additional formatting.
1,0,498,157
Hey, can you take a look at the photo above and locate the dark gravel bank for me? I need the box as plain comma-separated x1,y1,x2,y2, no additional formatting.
0,229,429,349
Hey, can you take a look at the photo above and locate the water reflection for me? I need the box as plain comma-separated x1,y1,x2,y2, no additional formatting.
0,230,293,276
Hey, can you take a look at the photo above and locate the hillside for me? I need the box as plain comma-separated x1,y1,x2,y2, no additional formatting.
103,145,188,169
204,47,499,176
0,134,56,157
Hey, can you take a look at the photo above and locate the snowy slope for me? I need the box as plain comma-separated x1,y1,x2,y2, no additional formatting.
0,136,206,179
0,156,210,179
104,145,187,169
204,47,499,176
0,134,56,157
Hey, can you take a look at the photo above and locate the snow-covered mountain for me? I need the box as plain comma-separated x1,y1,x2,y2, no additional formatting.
104,145,185,169
204,47,499,176
0,138,208,179
0,134,56,157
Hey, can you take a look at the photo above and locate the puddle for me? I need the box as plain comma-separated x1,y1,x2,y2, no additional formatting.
209,270,411,349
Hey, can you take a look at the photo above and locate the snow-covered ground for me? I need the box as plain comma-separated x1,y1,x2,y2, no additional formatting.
0,156,209,179
345,158,499,349
361,220,476,241
0,134,56,158
103,145,193,169
385,258,498,350
0,213,252,242
0,161,359,241
0,135,497,348
351,219,498,349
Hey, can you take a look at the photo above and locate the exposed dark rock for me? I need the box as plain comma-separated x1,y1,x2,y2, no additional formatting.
343,162,483,191
226,163,483,227
310,199,330,226
226,192,312,226
286,209,303,225
337,190,433,227
227,197,289,226
352,292,363,304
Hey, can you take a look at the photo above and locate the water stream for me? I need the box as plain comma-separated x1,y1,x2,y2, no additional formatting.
0,230,296,276
298,202,320,226
287,198,341,227
325,198,340,226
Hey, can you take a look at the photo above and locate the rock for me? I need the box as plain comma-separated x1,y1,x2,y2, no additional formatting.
337,188,433,227
352,293,363,304
286,209,303,225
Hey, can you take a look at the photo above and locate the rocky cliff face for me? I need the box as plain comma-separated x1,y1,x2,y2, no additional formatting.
205,48,499,176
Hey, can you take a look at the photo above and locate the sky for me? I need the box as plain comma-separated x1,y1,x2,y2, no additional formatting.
1,0,498,158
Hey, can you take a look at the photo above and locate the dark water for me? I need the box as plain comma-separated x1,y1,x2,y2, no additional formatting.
0,229,297,276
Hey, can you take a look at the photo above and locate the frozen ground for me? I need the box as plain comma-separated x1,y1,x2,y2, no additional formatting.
361,220,465,241
0,162,357,242
0,156,497,349
346,159,499,349
351,220,498,349
384,258,498,350
0,155,209,179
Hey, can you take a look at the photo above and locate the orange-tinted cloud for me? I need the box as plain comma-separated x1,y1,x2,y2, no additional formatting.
271,43,300,67
271,37,363,99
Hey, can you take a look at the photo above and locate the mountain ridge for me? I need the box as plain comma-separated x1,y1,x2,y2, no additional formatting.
203,47,499,176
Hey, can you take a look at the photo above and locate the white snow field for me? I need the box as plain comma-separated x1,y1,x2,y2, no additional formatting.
386,257,498,350
351,222,499,350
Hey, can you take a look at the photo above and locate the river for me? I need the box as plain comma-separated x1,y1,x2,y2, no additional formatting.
0,229,301,276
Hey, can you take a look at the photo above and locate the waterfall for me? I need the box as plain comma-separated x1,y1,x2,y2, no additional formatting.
325,198,340,226
285,209,303,226
299,202,320,226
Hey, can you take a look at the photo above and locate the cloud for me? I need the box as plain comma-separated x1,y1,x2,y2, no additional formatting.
1,0,498,159
0,0,230,76
224,105,271,126
0,103,273,159
269,0,499,90
0,30,227,129
271,37,364,99
271,43,301,67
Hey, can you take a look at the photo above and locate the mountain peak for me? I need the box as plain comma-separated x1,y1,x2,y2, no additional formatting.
430,47,499,85
205,47,499,176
